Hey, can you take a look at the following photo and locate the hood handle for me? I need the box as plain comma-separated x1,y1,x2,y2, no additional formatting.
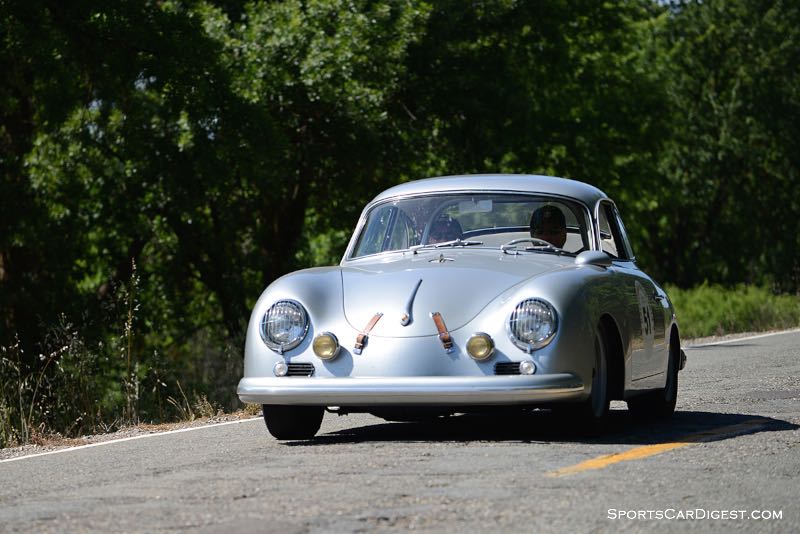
400,279,423,326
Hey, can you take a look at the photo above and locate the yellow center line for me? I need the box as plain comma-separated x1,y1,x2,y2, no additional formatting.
546,419,766,477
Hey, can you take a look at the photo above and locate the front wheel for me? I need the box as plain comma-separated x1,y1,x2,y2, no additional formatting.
262,405,324,440
567,325,610,434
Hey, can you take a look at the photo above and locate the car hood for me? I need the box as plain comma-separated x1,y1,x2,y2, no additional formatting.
341,249,571,337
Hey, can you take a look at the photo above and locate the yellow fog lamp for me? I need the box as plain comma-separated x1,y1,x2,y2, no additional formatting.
466,333,495,361
312,332,341,360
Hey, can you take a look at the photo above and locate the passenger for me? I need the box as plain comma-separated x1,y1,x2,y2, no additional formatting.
530,205,567,248
428,217,463,244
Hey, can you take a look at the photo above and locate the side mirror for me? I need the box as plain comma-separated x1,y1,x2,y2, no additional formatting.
575,250,613,268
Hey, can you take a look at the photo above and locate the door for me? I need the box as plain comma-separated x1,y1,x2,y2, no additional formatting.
597,202,666,382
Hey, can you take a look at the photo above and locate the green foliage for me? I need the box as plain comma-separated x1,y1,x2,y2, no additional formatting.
627,0,800,289
667,284,800,339
399,0,664,183
294,211,352,268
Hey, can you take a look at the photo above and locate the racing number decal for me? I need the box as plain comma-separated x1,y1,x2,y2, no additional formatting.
635,281,655,341
642,304,653,337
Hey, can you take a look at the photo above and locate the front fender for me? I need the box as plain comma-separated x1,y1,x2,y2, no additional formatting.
457,263,618,396
244,267,345,377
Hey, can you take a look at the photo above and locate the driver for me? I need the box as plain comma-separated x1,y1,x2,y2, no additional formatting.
530,205,566,248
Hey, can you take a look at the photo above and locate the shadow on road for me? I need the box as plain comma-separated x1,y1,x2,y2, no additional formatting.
283,410,797,447
686,343,759,350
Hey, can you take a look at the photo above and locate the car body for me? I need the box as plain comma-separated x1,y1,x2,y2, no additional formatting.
238,174,686,439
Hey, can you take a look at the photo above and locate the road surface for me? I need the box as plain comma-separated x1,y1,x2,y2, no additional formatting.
1,330,799,532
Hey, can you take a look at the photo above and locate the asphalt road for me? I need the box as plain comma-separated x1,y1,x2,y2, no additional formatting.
1,330,799,533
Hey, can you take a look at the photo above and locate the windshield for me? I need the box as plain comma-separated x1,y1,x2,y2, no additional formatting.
350,193,592,259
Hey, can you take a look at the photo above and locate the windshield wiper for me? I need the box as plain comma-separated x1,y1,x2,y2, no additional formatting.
500,237,567,255
409,238,484,254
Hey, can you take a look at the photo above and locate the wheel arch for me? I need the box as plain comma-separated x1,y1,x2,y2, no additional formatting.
670,323,680,351
599,313,625,400
670,322,684,372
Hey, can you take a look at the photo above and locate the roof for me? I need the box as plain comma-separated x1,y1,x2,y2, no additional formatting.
370,174,608,207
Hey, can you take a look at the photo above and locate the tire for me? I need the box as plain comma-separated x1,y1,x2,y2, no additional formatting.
570,324,611,434
627,336,679,419
262,405,324,440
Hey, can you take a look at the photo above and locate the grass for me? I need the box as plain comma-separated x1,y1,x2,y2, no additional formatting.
666,283,800,339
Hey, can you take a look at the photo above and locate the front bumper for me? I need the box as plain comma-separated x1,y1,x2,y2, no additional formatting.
237,374,584,406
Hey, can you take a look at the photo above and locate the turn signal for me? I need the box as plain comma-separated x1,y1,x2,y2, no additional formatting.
273,361,289,377
519,360,536,375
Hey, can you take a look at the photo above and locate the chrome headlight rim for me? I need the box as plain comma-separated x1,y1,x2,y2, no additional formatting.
507,298,558,353
260,299,309,354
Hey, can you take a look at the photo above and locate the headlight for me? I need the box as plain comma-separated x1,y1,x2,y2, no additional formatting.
508,298,557,352
260,300,309,354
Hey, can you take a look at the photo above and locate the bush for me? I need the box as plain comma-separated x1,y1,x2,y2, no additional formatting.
0,261,241,448
666,283,800,339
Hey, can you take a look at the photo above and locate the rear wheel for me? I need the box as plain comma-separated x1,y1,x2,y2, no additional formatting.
262,405,324,439
627,335,679,418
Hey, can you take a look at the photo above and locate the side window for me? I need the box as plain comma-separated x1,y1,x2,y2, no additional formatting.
353,205,395,257
386,211,418,250
598,203,630,260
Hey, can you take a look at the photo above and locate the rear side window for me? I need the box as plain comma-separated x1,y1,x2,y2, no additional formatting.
613,208,635,259
598,202,631,260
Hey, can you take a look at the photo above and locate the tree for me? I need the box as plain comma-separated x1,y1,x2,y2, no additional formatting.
398,1,667,211
639,0,800,289
1,0,431,430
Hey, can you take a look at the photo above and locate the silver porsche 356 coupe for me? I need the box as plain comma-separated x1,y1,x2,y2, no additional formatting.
238,175,686,439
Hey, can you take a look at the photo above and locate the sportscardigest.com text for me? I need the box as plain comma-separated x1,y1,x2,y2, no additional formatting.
608,509,783,521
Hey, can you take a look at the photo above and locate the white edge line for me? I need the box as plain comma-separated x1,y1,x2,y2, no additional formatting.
685,327,800,349
0,417,261,465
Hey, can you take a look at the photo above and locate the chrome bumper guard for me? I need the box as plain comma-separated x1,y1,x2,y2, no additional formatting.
238,374,584,406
